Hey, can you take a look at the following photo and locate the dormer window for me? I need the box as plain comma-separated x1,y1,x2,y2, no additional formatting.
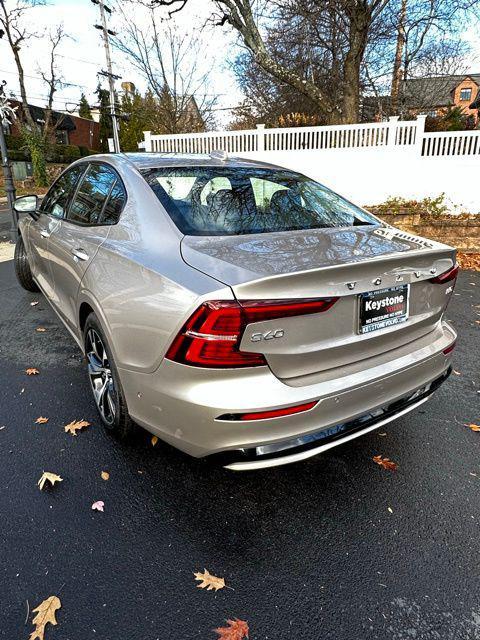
460,87,472,101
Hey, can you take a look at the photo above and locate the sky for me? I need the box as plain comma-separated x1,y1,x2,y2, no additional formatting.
0,0,244,126
1,0,480,130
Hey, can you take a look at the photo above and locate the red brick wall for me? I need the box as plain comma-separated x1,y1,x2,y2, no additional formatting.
68,116,100,150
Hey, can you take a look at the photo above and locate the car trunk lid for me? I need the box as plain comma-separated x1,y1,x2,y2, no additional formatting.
181,226,456,380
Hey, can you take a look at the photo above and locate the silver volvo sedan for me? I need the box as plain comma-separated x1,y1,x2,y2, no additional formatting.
13,153,457,470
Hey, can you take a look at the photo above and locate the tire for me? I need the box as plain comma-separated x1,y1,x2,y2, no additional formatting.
14,234,39,292
83,313,136,440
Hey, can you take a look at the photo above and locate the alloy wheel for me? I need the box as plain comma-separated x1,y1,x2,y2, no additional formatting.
85,328,117,426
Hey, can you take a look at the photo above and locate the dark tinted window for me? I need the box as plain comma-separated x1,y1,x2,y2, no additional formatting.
41,165,86,219
143,167,378,236
68,164,117,225
100,180,126,225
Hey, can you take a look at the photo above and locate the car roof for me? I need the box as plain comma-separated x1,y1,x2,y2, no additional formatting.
118,152,288,172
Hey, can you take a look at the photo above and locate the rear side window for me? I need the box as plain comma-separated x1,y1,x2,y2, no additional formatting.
101,181,126,224
41,164,86,219
68,164,125,225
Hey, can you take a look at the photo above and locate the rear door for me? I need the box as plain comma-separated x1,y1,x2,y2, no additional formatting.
28,164,86,299
47,162,127,332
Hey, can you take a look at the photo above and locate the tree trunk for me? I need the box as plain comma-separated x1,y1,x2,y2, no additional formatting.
391,0,408,115
342,9,371,124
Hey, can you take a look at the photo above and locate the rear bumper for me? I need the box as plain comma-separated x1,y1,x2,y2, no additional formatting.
118,319,456,461
217,368,450,470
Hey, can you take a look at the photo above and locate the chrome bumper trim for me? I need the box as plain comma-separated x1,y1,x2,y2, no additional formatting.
224,395,430,471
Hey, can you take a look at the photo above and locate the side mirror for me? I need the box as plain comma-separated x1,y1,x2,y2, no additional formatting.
13,195,39,220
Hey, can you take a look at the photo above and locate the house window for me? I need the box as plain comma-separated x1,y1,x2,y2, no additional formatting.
460,88,472,101
55,129,69,145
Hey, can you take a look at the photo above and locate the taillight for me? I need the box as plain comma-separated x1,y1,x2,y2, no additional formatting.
165,297,338,368
429,263,459,284
443,341,456,355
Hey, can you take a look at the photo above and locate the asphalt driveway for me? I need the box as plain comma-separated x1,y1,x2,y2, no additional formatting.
1,258,479,640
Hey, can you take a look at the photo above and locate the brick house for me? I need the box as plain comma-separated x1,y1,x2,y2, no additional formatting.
402,74,480,123
6,100,101,150
362,74,480,125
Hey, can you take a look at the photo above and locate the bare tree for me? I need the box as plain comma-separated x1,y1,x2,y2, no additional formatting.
0,0,66,185
150,0,394,124
113,4,218,133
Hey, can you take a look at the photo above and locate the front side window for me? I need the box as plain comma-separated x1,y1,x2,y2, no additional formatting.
68,164,118,225
460,87,472,101
41,164,86,219
142,166,378,236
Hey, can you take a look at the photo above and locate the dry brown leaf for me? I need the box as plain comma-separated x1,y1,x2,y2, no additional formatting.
29,595,61,640
214,619,249,640
36,327,47,333
101,471,110,481
26,368,40,376
64,419,91,436
35,417,49,424
151,435,158,447
373,455,398,471
457,253,480,271
38,472,63,491
194,569,226,592
466,423,480,432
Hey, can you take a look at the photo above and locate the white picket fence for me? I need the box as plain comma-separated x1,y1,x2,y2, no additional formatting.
140,117,480,211
142,116,480,158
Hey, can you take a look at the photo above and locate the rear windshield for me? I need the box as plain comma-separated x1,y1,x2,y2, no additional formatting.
142,166,378,236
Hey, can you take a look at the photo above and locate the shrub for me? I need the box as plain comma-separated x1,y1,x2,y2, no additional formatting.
374,194,449,217
5,134,26,151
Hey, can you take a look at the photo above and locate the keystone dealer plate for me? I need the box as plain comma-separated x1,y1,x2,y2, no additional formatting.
359,285,409,334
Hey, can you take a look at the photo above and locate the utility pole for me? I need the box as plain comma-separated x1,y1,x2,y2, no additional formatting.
0,81,18,242
92,0,120,152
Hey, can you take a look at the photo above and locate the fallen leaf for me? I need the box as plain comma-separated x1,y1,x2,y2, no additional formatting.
29,595,61,640
151,435,158,447
92,500,104,512
194,569,226,592
101,471,110,481
38,472,63,491
36,327,47,332
373,455,398,471
26,368,40,375
378,432,387,437
30,301,39,306
466,423,480,432
64,419,91,436
453,370,461,376
214,619,249,640
35,417,49,424
475,320,480,325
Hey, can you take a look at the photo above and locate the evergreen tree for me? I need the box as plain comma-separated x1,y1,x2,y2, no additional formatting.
78,93,93,119
95,84,113,152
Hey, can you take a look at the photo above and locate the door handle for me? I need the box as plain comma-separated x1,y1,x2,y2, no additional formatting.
40,230,50,239
71,248,89,262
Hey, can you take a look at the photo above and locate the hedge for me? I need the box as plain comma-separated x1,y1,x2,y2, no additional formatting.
6,139,98,163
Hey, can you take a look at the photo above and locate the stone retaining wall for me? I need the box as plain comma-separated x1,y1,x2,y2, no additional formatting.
371,210,480,252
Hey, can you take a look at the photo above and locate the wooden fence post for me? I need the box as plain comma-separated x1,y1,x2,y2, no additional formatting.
256,124,265,152
143,131,152,153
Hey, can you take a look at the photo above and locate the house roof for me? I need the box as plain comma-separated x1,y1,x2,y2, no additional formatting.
401,74,480,109
11,100,76,131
